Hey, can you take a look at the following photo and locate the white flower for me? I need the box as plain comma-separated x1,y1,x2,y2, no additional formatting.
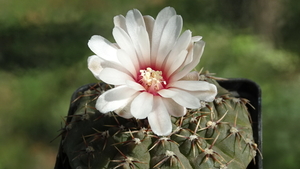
87,7,217,136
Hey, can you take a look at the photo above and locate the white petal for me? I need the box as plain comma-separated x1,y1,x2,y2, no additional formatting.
87,55,104,80
165,50,188,77
151,7,176,65
130,92,153,119
169,81,217,102
156,15,183,68
169,80,213,91
158,88,200,108
126,9,146,28
137,26,151,66
188,87,217,102
125,80,145,91
192,36,202,42
98,58,132,77
162,98,186,117
157,89,178,98
99,68,134,85
180,71,199,81
114,15,127,32
143,15,155,41
125,10,150,66
170,40,205,82
164,30,192,74
117,49,138,78
113,27,139,66
167,88,201,108
114,103,134,119
174,30,192,52
181,45,194,66
169,80,217,101
88,35,119,63
103,85,138,101
96,88,137,113
148,96,172,136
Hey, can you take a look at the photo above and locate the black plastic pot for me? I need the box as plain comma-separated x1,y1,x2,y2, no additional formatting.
54,79,262,169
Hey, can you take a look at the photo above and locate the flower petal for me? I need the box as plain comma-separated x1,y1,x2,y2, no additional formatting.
88,35,119,63
148,96,172,136
164,30,192,74
162,98,186,117
130,92,153,119
180,71,199,81
96,89,135,113
151,7,176,65
96,96,128,113
169,80,217,102
170,40,205,82
125,25,150,67
114,100,134,119
181,36,203,67
99,68,134,85
97,58,132,77
165,50,188,77
157,88,178,98
192,36,202,42
172,81,218,102
169,80,212,91
114,15,127,32
160,88,200,109
187,88,217,102
155,15,183,68
143,15,155,40
117,49,138,78
125,9,150,66
103,85,138,101
113,27,139,66
126,9,146,28
87,55,104,80
125,80,145,91
173,30,192,53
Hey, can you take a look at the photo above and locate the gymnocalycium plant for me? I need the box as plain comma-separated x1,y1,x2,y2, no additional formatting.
54,7,261,169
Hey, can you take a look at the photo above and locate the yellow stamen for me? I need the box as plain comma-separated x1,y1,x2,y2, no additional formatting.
140,67,166,93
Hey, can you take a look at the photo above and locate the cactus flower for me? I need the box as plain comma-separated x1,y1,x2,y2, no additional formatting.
87,7,217,136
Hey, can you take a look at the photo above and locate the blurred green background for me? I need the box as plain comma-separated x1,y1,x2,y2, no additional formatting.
0,0,299,168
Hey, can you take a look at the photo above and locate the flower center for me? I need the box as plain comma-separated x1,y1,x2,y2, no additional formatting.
139,67,166,94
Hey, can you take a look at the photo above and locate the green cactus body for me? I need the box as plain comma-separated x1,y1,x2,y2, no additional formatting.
58,76,259,169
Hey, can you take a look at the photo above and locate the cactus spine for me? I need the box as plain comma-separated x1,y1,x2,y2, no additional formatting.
57,75,260,169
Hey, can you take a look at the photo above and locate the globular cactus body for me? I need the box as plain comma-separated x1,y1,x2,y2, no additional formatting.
58,76,259,169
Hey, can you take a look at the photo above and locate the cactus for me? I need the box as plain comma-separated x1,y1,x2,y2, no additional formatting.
55,74,260,169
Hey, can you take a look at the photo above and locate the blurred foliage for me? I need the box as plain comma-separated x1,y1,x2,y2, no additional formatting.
0,23,93,69
0,0,300,169
280,0,300,53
